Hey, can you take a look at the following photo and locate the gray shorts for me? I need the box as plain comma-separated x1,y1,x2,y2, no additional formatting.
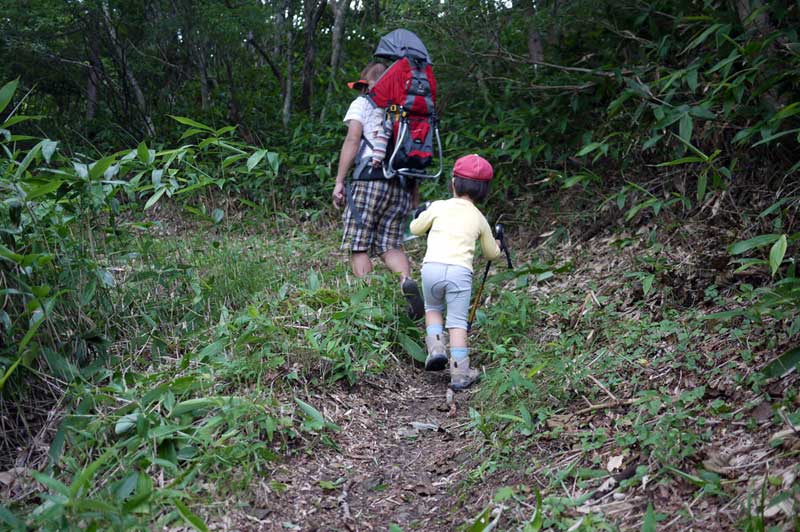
421,262,473,330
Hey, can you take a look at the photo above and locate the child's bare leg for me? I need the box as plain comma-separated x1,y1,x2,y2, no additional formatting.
425,310,443,328
448,327,467,348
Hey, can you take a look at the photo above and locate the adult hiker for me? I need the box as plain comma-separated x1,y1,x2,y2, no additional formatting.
332,61,425,321
409,154,504,390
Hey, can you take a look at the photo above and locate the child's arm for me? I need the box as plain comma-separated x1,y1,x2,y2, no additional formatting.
409,204,435,235
479,219,502,260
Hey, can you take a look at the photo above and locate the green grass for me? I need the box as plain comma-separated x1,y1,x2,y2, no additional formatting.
459,232,799,531
1,214,423,530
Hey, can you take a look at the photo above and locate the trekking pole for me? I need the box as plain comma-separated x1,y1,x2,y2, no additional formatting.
467,224,512,332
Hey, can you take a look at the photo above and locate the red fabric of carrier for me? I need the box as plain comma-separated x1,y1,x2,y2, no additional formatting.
369,57,437,171
369,58,437,114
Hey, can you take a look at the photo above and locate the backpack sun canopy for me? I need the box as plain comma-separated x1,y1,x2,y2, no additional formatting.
373,29,432,63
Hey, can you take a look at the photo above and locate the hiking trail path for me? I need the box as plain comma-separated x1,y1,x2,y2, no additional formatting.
232,365,482,531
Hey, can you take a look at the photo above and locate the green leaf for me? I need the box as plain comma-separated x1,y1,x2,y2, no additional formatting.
0,79,19,115
174,500,209,532
295,398,325,426
41,140,58,163
137,141,153,165
2,115,41,129
0,357,23,391
769,235,787,275
144,187,167,210
266,152,280,173
22,179,62,200
14,140,43,180
169,115,214,132
172,398,218,417
212,208,224,224
697,172,707,203
467,506,495,532
525,489,544,531
762,347,800,379
397,333,426,363
115,412,139,434
0,503,23,530
656,156,704,167
641,502,657,532
686,69,698,91
247,149,266,171
318,478,345,490
642,274,655,296
751,127,800,147
728,234,781,255
89,156,116,181
576,142,603,157
0,243,24,264
69,448,115,498
683,23,721,53
679,113,693,144
96,268,116,288
31,471,70,497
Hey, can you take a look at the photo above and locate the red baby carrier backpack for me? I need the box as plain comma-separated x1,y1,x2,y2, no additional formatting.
368,29,443,180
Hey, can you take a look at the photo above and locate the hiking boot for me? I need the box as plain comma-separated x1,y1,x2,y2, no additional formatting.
424,334,447,371
449,356,480,391
401,277,425,321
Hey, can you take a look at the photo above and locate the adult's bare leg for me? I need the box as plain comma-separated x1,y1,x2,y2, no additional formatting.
381,247,411,280
382,247,424,320
350,252,373,278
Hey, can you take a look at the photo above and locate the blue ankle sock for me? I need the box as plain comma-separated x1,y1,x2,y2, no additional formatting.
450,347,469,361
426,324,443,336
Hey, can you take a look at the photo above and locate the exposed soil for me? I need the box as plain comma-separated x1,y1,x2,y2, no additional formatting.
226,368,483,531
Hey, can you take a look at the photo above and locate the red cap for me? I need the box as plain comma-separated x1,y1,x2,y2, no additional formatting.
453,154,493,181
347,79,368,90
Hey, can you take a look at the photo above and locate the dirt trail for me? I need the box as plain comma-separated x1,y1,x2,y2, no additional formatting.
237,366,481,531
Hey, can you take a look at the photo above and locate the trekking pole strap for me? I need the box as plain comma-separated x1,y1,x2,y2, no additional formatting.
345,181,366,228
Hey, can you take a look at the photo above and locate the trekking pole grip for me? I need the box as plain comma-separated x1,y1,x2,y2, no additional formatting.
495,223,513,269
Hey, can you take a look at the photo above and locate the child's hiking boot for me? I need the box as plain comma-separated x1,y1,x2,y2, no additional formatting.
424,334,447,371
449,357,480,391
401,277,425,321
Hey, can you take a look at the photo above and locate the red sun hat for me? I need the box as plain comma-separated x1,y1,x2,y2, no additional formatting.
453,154,493,181
347,79,369,90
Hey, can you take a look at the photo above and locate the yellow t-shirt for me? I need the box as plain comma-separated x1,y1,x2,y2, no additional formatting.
409,197,501,271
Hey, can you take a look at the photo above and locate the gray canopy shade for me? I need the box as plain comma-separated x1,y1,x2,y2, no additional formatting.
373,29,432,63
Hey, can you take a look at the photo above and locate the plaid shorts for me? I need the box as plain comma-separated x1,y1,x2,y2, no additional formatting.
341,178,412,257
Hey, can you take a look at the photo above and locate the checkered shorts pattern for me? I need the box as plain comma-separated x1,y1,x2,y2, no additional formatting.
341,178,412,257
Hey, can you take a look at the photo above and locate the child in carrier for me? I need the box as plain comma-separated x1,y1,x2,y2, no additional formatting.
347,78,390,170
409,154,502,390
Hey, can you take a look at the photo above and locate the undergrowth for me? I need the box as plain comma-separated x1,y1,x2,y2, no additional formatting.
0,219,422,530
459,211,799,531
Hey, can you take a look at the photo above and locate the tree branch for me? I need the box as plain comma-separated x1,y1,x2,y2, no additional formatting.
246,36,284,89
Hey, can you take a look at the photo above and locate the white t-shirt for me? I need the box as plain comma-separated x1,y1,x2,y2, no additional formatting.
343,96,383,162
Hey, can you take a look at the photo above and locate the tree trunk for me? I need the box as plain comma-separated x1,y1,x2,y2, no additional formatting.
196,43,211,110
101,1,155,137
282,0,294,128
224,57,255,144
523,1,544,67
372,0,380,24
734,0,773,35
299,0,327,112
320,0,348,122
86,35,102,121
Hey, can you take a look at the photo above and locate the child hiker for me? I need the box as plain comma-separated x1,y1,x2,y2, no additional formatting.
409,154,502,390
